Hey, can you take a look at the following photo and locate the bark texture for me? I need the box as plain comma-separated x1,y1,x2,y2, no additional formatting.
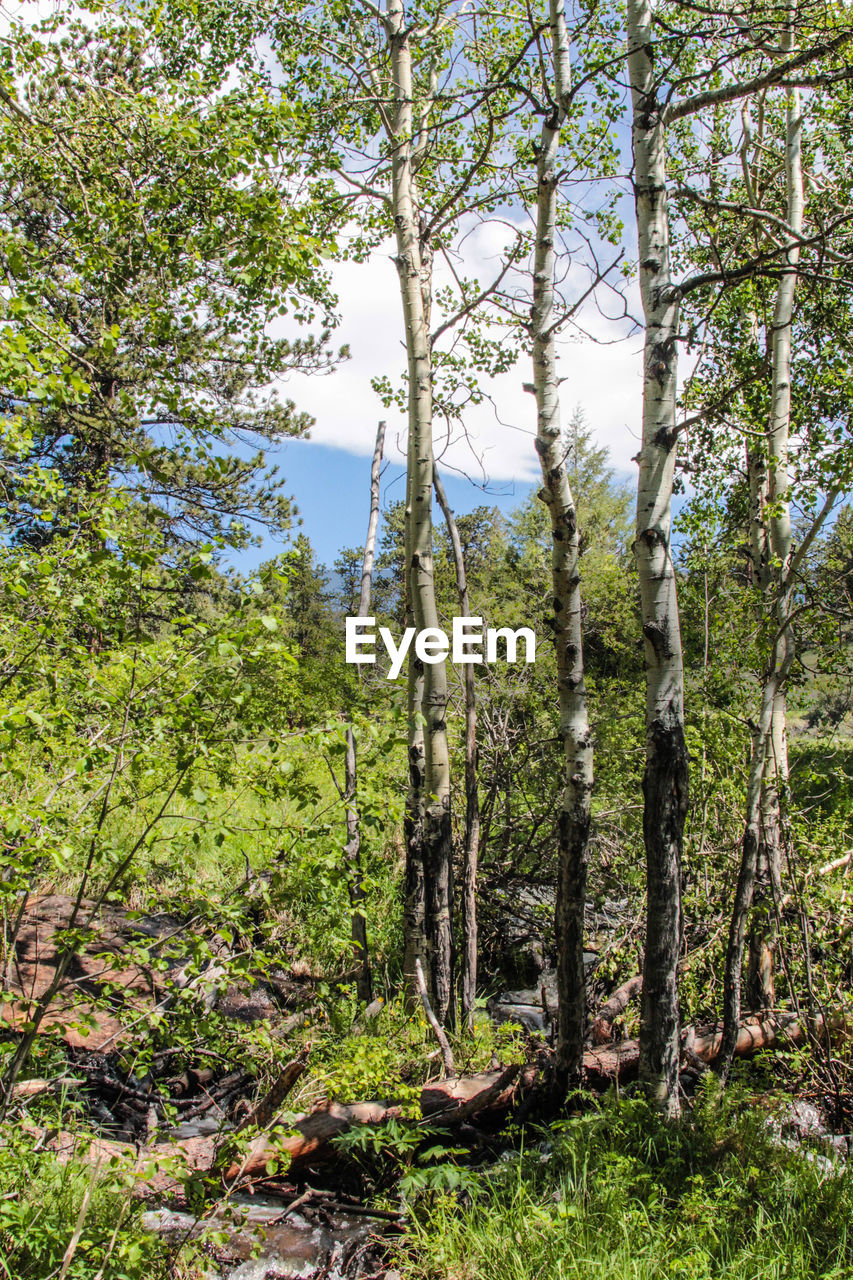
530,0,593,1089
627,0,689,1118
434,469,480,1028
387,0,453,1022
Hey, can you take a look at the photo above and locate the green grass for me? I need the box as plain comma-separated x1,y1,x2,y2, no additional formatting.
0,1120,181,1280
400,1082,853,1280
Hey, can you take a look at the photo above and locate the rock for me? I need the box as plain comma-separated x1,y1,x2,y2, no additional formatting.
487,997,547,1034
142,1194,382,1279
487,975,557,1034
1,894,177,1049
783,1100,825,1141
171,1117,227,1138
486,959,595,1035
768,1099,851,1171
1,894,313,1051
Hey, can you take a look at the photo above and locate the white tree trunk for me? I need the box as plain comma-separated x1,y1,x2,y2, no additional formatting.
627,0,689,1119
344,419,386,1004
721,67,802,1073
531,0,592,1086
387,0,454,1022
763,71,802,812
720,645,790,1073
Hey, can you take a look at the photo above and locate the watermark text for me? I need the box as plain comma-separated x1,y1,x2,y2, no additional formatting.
345,617,536,679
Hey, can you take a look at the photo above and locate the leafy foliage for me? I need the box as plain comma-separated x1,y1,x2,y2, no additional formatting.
0,1123,176,1279
0,1,340,553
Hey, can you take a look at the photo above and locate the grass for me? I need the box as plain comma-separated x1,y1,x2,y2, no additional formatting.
0,1119,182,1280
400,1080,853,1280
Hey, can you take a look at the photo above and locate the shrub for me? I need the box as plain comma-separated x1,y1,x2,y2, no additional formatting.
0,1124,178,1280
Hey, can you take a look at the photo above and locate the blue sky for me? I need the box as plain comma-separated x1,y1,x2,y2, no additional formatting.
234,437,539,573
228,234,643,573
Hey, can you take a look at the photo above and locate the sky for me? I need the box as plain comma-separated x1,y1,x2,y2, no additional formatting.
242,11,647,575
0,0,648,577
237,236,646,572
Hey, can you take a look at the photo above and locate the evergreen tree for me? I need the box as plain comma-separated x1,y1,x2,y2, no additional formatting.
0,8,338,553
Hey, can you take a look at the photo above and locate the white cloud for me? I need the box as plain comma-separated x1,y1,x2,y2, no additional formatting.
275,236,644,485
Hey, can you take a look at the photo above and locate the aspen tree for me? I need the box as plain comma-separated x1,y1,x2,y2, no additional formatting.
269,0,529,1020
719,67,803,1069
344,419,387,1004
718,26,851,1071
434,469,480,1028
626,0,689,1118
623,0,853,1113
388,0,453,1018
530,0,593,1085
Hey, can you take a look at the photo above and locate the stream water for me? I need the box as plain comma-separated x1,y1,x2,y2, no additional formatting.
143,1192,386,1279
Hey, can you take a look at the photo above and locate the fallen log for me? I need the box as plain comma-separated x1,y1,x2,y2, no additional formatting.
224,1063,530,1182
28,1013,834,1190
234,1017,780,1179
229,1052,622,1183
7,1076,86,1100
780,850,851,910
589,976,643,1046
167,1067,216,1098
584,1012,812,1085
691,1013,810,1062
583,1038,641,1083
25,1055,618,1193
236,1048,310,1133
224,1098,405,1181
178,1070,249,1121
420,1063,522,1125
277,1007,320,1039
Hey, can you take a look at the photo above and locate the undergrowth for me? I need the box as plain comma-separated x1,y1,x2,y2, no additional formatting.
400,1080,853,1280
309,999,527,1107
0,1123,183,1280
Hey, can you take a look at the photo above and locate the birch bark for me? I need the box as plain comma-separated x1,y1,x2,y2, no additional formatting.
531,0,592,1085
387,0,454,1022
344,419,386,1004
721,64,803,1075
627,0,688,1118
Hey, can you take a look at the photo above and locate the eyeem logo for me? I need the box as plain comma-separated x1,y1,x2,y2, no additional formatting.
345,617,536,680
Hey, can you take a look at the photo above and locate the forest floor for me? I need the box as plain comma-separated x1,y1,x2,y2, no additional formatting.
3,892,853,1279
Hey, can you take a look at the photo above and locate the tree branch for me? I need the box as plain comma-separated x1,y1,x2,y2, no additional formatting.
430,248,518,345
664,30,853,123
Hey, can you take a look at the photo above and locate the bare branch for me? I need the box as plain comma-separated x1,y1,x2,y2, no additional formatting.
431,248,519,345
